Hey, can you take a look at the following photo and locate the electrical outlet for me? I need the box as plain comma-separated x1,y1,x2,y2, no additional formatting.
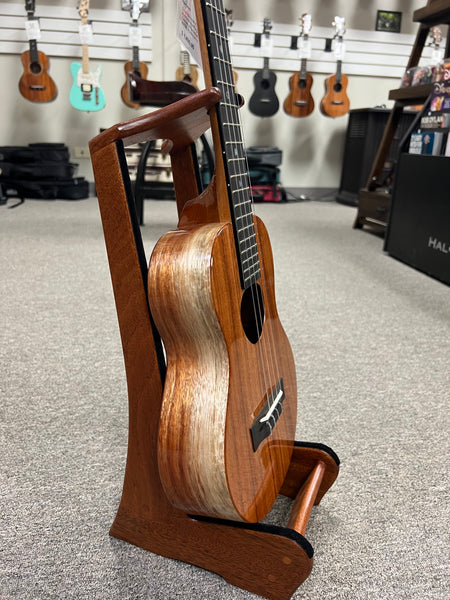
74,146,90,158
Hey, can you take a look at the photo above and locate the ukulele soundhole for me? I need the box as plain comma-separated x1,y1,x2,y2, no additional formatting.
240,282,264,344
333,82,342,92
30,62,42,75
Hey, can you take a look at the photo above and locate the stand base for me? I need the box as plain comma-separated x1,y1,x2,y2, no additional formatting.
110,442,339,600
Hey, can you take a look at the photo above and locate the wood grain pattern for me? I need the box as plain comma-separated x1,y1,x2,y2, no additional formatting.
320,73,350,118
121,60,149,108
18,50,57,103
148,217,297,523
283,73,314,118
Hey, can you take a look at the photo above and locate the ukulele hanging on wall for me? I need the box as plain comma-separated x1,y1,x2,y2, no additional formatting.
69,0,105,112
283,13,314,117
248,18,279,117
121,0,149,108
18,0,57,102
320,17,350,118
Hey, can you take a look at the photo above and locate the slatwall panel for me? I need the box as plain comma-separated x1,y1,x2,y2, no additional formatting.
0,5,443,79
0,3,152,62
229,20,441,79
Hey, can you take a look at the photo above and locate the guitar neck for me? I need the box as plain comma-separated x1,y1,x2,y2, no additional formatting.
197,0,260,289
81,44,90,74
28,37,39,63
335,60,342,83
132,45,140,71
262,57,270,79
299,57,307,80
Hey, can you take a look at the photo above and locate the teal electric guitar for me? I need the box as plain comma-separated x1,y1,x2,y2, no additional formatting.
69,0,105,112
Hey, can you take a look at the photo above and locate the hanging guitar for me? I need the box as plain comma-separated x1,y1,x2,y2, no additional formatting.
320,17,350,118
18,0,57,102
175,49,199,89
69,0,106,112
147,0,297,523
283,13,314,117
121,0,149,108
248,18,279,117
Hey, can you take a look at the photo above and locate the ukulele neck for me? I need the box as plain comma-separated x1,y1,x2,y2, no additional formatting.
197,0,260,289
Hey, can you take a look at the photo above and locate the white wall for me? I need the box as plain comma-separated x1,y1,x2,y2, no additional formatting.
0,0,426,187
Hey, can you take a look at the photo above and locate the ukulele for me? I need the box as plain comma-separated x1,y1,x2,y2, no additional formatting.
320,17,350,118
175,49,199,89
148,0,297,523
18,0,57,103
283,14,314,117
248,18,279,117
69,0,106,112
121,0,149,108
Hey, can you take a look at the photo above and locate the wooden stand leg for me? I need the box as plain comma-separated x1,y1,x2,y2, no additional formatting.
89,92,340,600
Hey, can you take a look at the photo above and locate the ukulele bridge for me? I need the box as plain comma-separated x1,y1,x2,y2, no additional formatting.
250,378,285,451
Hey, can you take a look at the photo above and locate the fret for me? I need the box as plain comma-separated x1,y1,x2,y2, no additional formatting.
210,30,228,43
205,2,226,16
216,80,235,88
231,187,250,195
213,56,233,67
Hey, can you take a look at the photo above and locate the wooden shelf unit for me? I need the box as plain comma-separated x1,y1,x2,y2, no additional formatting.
354,0,450,233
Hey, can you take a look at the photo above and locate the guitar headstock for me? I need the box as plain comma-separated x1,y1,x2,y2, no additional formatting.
226,9,234,31
430,26,442,47
333,16,346,39
25,0,35,16
300,13,312,37
262,18,272,36
78,0,90,20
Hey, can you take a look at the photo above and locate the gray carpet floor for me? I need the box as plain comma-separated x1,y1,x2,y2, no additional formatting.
1,197,449,600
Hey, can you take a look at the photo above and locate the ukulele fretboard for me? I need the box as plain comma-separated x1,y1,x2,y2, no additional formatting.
202,0,260,289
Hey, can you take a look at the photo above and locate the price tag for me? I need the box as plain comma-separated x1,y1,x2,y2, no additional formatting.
25,18,41,41
298,37,311,60
176,0,202,68
79,23,94,45
334,39,346,61
129,24,142,47
260,34,273,58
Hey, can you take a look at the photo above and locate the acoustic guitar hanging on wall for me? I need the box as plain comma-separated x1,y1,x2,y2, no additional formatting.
283,13,314,117
248,18,279,117
320,17,350,118
148,0,297,523
18,0,57,102
121,0,149,108
69,0,105,112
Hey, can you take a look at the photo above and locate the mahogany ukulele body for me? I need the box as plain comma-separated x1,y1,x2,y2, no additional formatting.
19,50,57,102
148,216,297,523
320,73,350,118
283,72,314,117
121,60,149,108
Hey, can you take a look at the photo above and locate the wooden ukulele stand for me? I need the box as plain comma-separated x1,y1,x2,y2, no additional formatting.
89,87,339,600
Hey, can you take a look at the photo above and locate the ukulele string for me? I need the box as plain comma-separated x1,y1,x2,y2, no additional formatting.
209,0,282,420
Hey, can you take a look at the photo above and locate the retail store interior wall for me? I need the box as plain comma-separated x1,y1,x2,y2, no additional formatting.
0,0,426,187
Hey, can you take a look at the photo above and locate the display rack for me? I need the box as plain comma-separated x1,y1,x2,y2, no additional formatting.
89,88,339,600
354,0,450,232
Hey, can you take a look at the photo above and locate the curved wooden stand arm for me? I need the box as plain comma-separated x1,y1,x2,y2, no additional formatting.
90,87,221,153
